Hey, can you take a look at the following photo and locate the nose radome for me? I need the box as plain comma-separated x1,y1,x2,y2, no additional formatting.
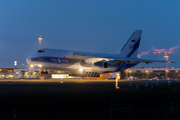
26,56,31,65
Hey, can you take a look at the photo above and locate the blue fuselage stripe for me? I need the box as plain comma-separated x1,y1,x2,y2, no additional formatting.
116,62,126,71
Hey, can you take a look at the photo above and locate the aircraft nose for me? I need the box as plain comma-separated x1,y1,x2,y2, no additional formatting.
26,56,31,65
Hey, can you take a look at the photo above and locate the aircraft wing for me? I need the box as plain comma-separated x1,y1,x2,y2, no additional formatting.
73,51,167,64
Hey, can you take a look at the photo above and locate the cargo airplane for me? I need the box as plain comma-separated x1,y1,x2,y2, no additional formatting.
26,30,165,77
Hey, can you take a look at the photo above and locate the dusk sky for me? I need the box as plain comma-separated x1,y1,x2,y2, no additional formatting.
0,0,180,68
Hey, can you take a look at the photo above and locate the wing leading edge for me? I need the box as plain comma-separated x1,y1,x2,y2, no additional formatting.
73,52,166,64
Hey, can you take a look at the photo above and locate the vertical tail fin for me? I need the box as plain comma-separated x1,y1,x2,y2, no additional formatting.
119,30,142,58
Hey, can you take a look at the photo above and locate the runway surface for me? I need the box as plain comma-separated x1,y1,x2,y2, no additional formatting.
0,79,180,120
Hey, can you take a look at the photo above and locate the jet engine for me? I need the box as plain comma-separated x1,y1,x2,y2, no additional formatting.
94,61,117,68
80,59,94,67
103,61,117,68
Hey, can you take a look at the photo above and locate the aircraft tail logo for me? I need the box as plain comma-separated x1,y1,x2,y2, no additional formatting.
119,30,142,58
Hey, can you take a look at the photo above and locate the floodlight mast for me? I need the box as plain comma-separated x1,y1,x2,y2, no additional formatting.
153,52,156,68
158,52,161,68
168,52,172,68
39,36,43,49
164,52,169,69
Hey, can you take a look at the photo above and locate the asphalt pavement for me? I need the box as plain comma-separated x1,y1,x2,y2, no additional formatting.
0,79,180,120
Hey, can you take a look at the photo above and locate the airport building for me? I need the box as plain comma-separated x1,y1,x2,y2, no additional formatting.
0,68,19,79
119,68,180,80
0,67,178,80
13,68,78,79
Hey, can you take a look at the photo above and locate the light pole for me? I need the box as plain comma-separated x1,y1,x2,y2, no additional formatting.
138,56,141,68
14,61,17,68
38,36,43,49
158,52,161,68
168,52,171,68
154,52,156,68
164,52,169,79
38,36,43,78
125,68,129,80
164,52,169,69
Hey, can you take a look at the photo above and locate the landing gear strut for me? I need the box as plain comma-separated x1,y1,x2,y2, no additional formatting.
41,69,48,74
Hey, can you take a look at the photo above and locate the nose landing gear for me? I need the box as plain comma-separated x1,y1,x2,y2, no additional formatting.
41,69,48,74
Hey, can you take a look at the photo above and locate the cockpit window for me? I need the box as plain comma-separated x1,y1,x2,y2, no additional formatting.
37,49,45,53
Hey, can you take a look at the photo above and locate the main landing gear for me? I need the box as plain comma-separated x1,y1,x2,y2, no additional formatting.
41,69,48,74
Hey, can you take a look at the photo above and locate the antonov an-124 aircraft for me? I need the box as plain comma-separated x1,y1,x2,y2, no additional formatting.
26,30,165,77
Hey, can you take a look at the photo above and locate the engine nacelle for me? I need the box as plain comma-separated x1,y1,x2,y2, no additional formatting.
80,59,94,67
103,61,117,68
103,62,108,68
94,61,117,68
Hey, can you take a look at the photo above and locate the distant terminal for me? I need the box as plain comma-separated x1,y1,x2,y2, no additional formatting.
0,67,180,80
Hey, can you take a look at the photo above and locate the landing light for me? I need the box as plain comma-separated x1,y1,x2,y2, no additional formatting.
30,65,34,68
38,64,42,67
79,68,83,72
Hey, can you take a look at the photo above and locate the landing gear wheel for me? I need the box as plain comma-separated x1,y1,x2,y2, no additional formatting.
41,69,48,74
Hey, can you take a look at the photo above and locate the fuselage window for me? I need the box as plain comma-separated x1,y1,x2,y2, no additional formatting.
37,49,45,53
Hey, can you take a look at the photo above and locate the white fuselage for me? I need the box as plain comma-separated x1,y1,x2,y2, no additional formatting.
26,30,166,77
26,48,137,76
